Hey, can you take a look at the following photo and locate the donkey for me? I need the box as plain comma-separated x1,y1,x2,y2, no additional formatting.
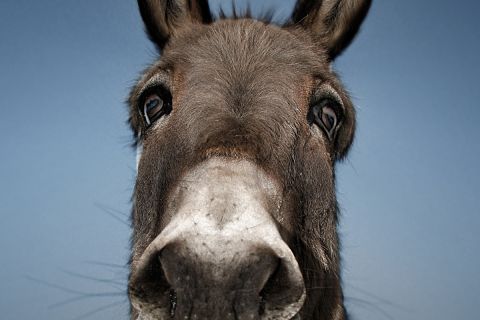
127,0,371,319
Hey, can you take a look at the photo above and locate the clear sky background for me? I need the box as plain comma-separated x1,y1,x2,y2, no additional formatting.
1,1,479,319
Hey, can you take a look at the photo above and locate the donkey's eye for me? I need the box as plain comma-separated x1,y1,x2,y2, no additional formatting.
143,94,163,125
321,106,337,132
139,89,172,126
310,99,343,140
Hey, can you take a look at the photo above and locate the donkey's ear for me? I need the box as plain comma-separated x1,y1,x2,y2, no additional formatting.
137,0,212,51
291,0,371,60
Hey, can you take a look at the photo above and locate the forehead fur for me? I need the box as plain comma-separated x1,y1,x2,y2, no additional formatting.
166,19,329,71
129,18,351,139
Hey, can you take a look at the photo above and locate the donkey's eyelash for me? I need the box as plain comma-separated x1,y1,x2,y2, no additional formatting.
136,73,171,102
137,84,171,108
310,85,344,110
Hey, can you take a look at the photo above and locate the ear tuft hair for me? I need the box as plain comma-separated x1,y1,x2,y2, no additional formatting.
137,0,212,51
290,0,372,60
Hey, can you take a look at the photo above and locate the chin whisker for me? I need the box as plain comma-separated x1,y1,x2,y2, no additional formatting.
83,260,128,270
94,202,131,227
60,268,126,289
49,292,125,309
26,276,91,296
70,299,128,320
345,296,395,320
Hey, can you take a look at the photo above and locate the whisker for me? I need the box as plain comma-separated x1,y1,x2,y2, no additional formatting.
345,296,395,320
348,284,408,311
83,260,128,270
70,299,128,320
60,269,126,288
94,202,130,227
304,285,337,291
49,292,125,309
26,276,90,296
27,275,125,307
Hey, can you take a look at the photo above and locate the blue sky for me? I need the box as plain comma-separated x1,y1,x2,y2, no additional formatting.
1,1,479,319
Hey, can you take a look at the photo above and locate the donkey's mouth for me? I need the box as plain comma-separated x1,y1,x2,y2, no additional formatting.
129,158,305,320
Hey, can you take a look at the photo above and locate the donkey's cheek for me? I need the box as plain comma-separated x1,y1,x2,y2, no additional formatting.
135,144,143,172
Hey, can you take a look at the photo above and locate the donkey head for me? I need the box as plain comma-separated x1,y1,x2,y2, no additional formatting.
127,1,371,319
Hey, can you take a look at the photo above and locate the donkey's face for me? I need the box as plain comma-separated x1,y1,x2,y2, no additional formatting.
127,1,371,319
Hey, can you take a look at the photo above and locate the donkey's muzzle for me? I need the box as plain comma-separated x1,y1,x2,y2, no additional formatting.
129,158,305,319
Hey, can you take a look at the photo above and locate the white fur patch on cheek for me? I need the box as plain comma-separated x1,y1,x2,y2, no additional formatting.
136,143,143,171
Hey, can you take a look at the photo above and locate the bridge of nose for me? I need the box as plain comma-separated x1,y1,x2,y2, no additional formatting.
162,157,282,233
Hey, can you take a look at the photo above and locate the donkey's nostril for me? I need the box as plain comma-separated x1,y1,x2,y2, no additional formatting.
129,232,305,319
258,257,306,319
131,237,303,320
160,240,287,320
129,234,305,319
169,288,177,317
128,249,175,319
